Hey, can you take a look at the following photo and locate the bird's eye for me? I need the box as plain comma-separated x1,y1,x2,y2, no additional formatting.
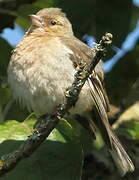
50,21,57,25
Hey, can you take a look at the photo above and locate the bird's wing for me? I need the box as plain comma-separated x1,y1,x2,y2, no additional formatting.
60,36,110,113
61,37,135,175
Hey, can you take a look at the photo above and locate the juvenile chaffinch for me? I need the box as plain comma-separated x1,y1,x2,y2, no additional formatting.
8,8,134,175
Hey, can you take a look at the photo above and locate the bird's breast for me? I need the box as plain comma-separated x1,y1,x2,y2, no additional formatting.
8,36,93,115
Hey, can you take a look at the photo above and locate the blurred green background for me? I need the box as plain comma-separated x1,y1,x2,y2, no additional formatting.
0,0,139,179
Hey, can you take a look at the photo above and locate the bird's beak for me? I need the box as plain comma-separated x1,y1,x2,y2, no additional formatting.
29,15,43,27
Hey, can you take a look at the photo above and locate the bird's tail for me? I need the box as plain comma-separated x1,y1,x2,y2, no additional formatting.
107,127,134,176
87,78,134,176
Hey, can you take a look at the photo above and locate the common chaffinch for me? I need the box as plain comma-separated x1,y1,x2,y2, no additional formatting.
8,8,134,175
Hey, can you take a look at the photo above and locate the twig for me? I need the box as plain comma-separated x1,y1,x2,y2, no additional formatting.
0,33,113,176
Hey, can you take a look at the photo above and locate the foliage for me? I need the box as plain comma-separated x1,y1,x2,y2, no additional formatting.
0,0,139,179
0,117,83,180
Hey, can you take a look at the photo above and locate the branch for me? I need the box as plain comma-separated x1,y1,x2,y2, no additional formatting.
0,33,113,176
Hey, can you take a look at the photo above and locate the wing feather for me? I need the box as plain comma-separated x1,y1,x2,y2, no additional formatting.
61,36,134,175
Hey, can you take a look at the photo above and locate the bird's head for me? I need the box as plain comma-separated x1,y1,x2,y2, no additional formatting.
29,8,73,36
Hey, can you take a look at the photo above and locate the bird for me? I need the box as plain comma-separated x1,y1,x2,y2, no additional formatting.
8,7,134,176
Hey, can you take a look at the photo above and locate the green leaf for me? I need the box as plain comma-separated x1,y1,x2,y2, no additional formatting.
4,101,30,122
106,45,139,105
34,0,55,8
0,38,12,77
16,4,39,30
0,86,11,107
119,121,139,140
0,116,83,180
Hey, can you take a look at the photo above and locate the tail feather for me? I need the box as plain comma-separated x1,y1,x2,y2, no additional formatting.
87,78,135,175
109,128,134,176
